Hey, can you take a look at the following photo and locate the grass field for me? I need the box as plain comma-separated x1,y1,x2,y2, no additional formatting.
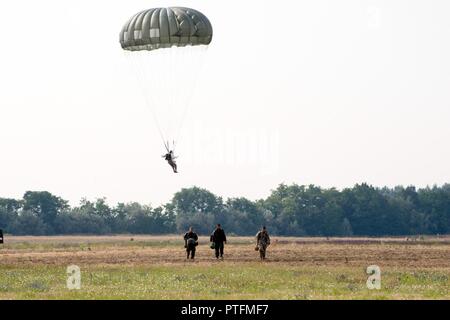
0,235,449,299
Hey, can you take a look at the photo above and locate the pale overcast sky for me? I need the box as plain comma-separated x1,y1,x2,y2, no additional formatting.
0,0,449,206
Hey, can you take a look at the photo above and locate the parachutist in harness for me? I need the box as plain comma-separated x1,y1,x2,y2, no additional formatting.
163,150,178,173
120,7,212,175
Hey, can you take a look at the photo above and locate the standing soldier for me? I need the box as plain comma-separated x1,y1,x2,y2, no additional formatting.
256,226,271,260
183,227,198,260
211,224,227,259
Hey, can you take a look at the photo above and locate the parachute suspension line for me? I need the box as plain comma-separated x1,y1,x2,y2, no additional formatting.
165,140,170,153
172,45,209,153
171,139,177,154
142,84,169,151
167,48,176,149
125,46,208,154
126,52,168,151
171,46,190,152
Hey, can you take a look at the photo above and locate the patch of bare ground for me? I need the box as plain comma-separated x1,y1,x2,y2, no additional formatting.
1,236,449,268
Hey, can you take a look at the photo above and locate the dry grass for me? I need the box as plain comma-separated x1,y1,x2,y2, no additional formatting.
0,235,449,299
1,235,449,268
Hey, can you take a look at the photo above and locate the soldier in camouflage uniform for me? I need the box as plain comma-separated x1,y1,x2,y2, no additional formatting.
255,226,271,260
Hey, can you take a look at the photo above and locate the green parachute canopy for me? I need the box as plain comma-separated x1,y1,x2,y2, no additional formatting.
120,7,213,51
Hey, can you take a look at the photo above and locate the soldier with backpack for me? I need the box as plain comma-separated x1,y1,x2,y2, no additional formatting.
210,224,227,259
183,227,198,259
255,226,271,260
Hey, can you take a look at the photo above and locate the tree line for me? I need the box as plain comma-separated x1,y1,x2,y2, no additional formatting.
0,183,449,236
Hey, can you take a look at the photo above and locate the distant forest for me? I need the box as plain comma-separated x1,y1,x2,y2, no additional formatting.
0,183,449,236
